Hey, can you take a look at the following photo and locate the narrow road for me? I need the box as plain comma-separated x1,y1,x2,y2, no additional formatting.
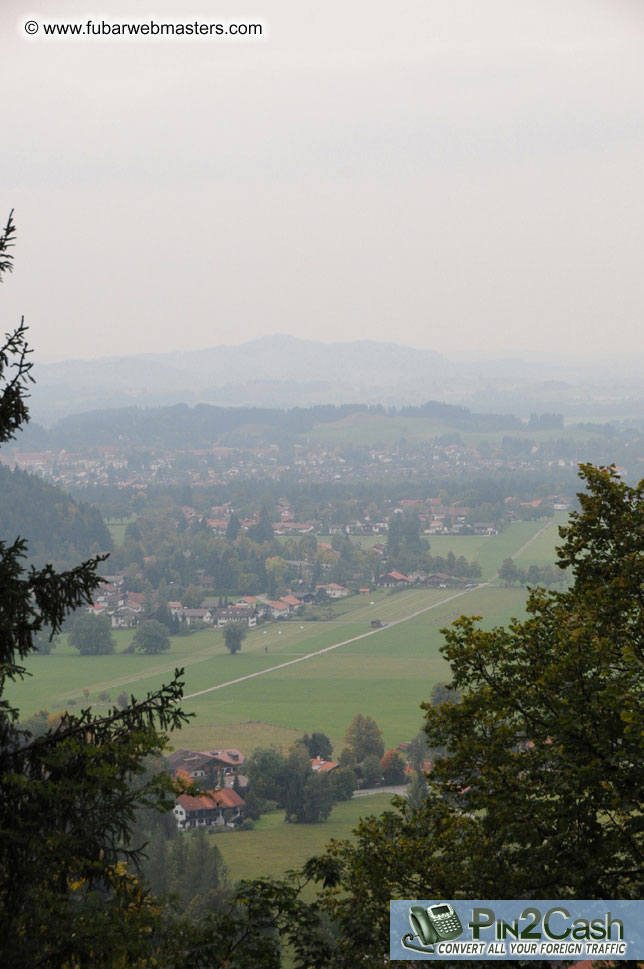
183,585,478,700
184,520,556,702
509,520,553,562
353,784,407,798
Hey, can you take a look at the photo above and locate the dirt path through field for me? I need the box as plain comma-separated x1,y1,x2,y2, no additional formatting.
183,519,554,700
183,585,478,700
508,520,553,562
44,521,552,706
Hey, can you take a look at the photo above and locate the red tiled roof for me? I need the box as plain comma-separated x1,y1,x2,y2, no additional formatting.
404,759,432,776
200,748,245,767
176,788,244,811
311,756,338,773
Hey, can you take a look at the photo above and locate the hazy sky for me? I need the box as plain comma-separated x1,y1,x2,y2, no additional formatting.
3,0,644,361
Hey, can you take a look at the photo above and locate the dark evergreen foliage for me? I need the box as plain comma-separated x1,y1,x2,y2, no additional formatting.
0,462,112,566
0,214,192,967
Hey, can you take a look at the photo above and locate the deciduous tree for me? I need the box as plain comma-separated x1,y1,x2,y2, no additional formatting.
223,622,246,654
298,465,644,966
498,555,519,585
297,730,333,760
344,712,384,762
133,618,171,654
380,749,405,785
69,610,116,654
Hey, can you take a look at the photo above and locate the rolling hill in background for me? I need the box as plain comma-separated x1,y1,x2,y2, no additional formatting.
28,334,644,425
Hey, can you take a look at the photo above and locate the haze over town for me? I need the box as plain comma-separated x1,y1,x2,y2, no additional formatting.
4,0,644,361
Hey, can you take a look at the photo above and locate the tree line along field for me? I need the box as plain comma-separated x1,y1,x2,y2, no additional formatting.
307,516,565,582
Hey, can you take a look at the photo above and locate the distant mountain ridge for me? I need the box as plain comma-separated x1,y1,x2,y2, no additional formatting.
28,335,454,423
27,334,644,425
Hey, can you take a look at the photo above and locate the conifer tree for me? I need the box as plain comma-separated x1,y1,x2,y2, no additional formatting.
0,212,190,968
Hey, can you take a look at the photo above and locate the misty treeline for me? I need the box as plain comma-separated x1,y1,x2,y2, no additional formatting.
16,399,535,451
0,463,112,567
82,467,576,523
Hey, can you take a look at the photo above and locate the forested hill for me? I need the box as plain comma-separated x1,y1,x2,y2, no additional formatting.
14,400,523,451
0,464,112,568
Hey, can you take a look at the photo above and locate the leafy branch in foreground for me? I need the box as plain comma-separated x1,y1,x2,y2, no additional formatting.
280,464,644,968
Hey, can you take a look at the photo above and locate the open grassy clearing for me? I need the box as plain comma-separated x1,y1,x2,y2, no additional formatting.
213,793,395,884
11,516,549,721
10,522,541,753
12,585,454,715
513,516,568,568
303,412,609,449
416,533,491,562
180,586,528,751
305,414,448,446
477,520,548,578
11,583,528,753
344,534,386,549
10,619,374,714
321,587,457,624
104,516,136,547
354,520,554,581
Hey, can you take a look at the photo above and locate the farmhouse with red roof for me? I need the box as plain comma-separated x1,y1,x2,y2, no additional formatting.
173,788,245,830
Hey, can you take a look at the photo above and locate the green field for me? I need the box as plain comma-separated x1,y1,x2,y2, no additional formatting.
303,411,609,449
286,520,562,583
104,516,136,546
513,515,567,568
214,793,396,884
325,521,554,583
182,585,527,751
9,519,556,757
12,584,528,753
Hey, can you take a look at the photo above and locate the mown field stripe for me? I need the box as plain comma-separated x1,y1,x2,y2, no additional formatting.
184,585,478,700
184,519,553,701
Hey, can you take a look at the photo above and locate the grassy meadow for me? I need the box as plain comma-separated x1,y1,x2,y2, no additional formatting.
10,517,563,754
214,793,396,884
302,410,609,449
352,518,562,582
104,516,136,547
14,583,529,752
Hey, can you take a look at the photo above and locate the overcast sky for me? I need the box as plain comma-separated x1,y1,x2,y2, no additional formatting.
3,0,644,361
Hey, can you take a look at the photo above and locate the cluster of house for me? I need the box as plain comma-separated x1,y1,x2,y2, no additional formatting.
88,577,354,629
191,498,483,540
167,746,340,830
168,747,248,830
88,565,475,628
5,432,588,495
376,569,473,589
